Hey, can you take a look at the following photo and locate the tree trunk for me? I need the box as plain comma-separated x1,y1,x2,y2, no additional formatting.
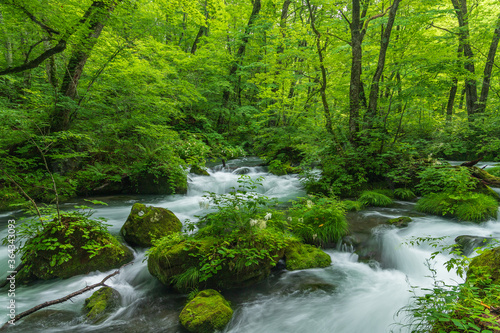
364,0,401,130
305,0,333,135
50,0,120,132
451,0,478,118
220,0,261,121
349,0,363,142
474,15,500,114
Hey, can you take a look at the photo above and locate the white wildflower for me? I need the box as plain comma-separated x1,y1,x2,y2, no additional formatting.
298,217,304,223
259,220,267,229
235,206,239,210
287,217,292,222
250,219,258,227
306,200,313,208
312,234,317,240
264,213,272,221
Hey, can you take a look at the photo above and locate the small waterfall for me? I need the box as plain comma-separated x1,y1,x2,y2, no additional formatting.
1,158,500,332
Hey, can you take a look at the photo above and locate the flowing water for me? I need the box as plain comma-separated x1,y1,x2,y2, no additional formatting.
0,157,499,333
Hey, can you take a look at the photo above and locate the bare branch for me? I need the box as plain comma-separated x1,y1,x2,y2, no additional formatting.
428,23,457,35
0,39,67,76
14,3,60,35
0,263,132,330
362,5,392,33
324,32,351,46
339,9,351,26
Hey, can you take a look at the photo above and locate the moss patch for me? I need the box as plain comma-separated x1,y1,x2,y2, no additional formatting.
83,287,121,324
284,242,331,271
191,165,210,176
469,246,500,285
148,230,289,292
17,217,133,282
179,289,233,333
121,203,182,247
387,216,412,228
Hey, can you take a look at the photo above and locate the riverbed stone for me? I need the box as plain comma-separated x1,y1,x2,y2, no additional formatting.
284,242,331,271
83,286,121,324
386,216,412,228
121,203,182,247
190,165,210,176
455,235,496,256
179,289,233,333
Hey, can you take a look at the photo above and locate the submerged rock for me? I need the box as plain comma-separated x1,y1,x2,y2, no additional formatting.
121,203,182,247
455,235,496,256
284,242,331,271
190,165,210,176
83,287,121,324
386,216,412,228
179,289,233,333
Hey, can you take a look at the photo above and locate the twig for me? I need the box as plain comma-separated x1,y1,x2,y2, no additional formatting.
0,263,132,330
0,168,42,222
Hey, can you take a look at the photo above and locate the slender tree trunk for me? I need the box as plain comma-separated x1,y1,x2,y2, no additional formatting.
474,15,500,114
0,11,12,67
364,0,401,130
220,0,261,111
349,0,363,142
446,78,458,121
305,0,333,135
451,0,478,118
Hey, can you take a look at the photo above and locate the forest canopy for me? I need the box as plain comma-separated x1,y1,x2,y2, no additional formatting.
0,0,499,204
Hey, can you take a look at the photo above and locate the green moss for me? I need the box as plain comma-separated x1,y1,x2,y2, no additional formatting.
121,203,182,247
83,287,121,324
469,246,500,285
387,216,412,228
284,242,331,271
359,191,393,207
190,165,210,176
416,192,498,222
179,289,233,333
17,218,134,282
148,229,290,292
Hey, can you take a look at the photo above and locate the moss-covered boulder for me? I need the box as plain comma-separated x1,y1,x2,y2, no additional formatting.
17,216,133,282
468,246,500,285
179,289,233,333
284,242,331,271
121,203,182,247
148,230,288,292
83,287,121,324
190,165,210,176
386,216,412,228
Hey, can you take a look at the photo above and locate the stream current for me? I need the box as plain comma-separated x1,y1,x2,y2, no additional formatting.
0,157,499,333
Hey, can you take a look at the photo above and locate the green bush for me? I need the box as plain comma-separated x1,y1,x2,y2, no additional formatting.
416,192,498,222
288,196,348,245
394,188,417,200
359,191,393,207
342,200,364,211
417,166,477,195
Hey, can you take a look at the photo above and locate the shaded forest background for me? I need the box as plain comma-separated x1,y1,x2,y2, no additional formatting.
0,0,499,206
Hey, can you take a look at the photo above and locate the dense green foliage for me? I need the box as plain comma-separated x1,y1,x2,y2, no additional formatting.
0,0,499,206
400,238,500,333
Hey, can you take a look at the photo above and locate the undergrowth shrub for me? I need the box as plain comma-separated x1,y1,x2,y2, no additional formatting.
359,191,393,207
